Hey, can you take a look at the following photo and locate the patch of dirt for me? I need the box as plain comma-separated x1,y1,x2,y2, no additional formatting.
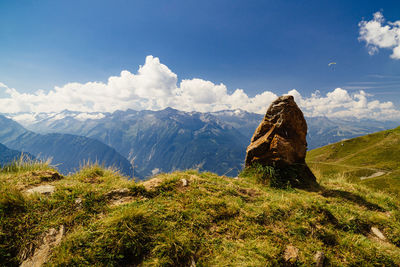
20,225,64,267
31,170,63,182
109,196,135,206
82,176,102,184
105,188,135,206
237,188,259,198
105,188,130,199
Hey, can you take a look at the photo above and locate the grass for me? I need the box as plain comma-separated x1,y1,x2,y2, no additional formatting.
1,160,400,266
307,126,400,198
0,155,53,173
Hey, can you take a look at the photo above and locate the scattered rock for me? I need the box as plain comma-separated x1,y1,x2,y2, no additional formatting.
314,251,325,267
283,245,299,264
74,197,83,206
181,178,188,187
20,225,64,267
371,226,386,241
245,95,317,188
141,177,163,190
26,184,55,195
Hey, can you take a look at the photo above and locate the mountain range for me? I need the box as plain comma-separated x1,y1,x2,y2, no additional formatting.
3,108,398,179
0,115,133,177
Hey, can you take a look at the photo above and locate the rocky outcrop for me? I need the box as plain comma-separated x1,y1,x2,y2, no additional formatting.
245,95,317,188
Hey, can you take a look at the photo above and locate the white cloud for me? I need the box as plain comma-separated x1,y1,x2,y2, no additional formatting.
359,11,400,59
288,88,400,120
1,55,399,120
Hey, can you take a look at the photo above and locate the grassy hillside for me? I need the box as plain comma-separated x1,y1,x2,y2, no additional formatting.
1,161,400,266
307,126,400,197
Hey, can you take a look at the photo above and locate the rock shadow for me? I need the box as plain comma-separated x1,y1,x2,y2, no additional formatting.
320,188,385,212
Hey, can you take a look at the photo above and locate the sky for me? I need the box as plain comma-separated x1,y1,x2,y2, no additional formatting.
1,0,400,120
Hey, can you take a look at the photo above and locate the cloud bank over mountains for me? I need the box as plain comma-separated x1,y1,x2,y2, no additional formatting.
1,56,399,120
359,12,400,59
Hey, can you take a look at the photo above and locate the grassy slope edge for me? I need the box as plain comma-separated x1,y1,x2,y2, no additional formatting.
1,160,400,266
307,126,400,198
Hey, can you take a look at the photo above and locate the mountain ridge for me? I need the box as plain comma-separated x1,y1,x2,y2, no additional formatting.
0,143,35,167
4,108,398,179
0,115,133,177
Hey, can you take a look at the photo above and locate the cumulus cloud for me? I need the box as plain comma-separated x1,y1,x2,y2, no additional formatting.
359,11,400,59
0,55,399,120
289,88,400,119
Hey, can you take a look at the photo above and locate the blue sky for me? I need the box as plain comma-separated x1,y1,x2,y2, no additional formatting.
1,0,400,119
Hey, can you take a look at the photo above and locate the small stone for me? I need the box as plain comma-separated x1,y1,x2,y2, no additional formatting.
74,197,82,205
283,245,298,263
190,257,196,267
26,184,55,195
181,178,188,187
314,251,325,267
371,227,386,241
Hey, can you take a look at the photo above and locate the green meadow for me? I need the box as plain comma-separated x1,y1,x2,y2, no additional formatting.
1,157,400,266
307,126,400,198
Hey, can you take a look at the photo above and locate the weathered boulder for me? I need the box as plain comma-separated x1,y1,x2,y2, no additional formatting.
245,95,317,188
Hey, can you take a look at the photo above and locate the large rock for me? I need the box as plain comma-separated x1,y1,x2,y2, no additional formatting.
245,95,317,188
